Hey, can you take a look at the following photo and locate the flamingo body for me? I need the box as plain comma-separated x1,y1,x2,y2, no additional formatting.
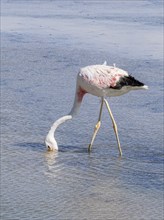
77,64,147,100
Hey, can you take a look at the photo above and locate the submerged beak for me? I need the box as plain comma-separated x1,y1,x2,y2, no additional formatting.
47,146,52,151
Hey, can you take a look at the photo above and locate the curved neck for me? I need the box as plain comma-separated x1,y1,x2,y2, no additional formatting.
69,94,81,116
48,115,73,137
48,85,85,137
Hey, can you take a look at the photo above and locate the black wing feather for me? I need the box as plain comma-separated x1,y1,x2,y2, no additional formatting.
111,75,144,90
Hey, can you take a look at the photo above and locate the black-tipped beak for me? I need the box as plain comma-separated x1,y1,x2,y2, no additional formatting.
47,146,51,151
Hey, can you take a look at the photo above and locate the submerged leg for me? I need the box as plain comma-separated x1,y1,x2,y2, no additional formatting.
104,99,122,157
88,98,104,152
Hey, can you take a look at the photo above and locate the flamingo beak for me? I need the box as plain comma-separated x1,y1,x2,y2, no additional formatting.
47,146,52,151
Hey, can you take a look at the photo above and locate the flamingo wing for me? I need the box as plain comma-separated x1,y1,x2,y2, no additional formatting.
80,65,128,89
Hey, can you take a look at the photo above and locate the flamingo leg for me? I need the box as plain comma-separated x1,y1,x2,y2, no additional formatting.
88,98,104,152
104,98,122,157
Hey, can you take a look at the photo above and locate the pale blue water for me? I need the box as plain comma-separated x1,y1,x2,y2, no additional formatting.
1,0,163,219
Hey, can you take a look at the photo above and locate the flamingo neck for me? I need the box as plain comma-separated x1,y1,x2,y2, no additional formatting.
69,96,81,116
47,86,86,140
48,115,72,134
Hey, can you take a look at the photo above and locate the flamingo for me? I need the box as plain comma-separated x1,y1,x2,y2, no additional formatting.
45,62,148,156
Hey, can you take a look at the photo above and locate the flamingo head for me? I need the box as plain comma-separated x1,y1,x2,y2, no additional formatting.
45,133,58,151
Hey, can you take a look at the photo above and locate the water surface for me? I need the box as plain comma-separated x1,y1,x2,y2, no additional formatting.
1,0,163,219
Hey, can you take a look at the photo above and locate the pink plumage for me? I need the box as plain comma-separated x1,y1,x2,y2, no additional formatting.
79,65,127,89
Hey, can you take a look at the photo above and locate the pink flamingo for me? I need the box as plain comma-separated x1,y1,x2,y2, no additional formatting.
45,62,148,156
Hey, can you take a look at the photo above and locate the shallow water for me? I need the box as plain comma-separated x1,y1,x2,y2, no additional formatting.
1,0,164,219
